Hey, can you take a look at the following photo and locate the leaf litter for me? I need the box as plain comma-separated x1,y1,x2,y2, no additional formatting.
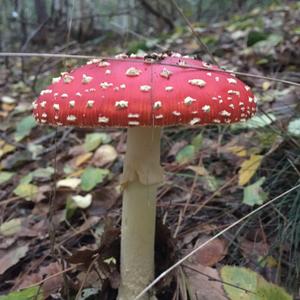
0,1,299,299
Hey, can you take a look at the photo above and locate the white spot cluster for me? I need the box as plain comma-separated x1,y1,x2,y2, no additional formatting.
40,89,52,95
87,100,94,108
184,96,196,106
82,74,93,84
160,68,172,78
63,74,74,83
140,85,151,92
100,82,113,89
115,100,128,108
98,61,110,67
126,67,141,76
52,77,61,84
188,79,206,87
98,116,109,123
153,101,162,109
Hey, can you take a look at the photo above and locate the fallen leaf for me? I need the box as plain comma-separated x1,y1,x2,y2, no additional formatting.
14,115,37,142
92,144,118,167
32,167,55,179
187,165,208,176
257,281,292,300
74,152,93,167
72,194,92,209
0,171,14,184
183,263,227,300
176,145,196,164
243,114,276,129
190,237,228,267
17,262,63,298
0,144,16,159
288,118,300,137
262,81,271,91
240,238,269,259
0,244,29,275
13,183,38,201
220,266,292,300
79,288,100,300
226,145,248,157
81,167,109,191
1,96,16,104
168,140,187,157
0,287,43,300
0,218,22,236
238,155,263,186
84,132,111,152
57,178,81,189
243,177,268,206
220,266,262,300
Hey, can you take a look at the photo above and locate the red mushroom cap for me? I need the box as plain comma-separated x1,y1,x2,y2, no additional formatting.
32,53,256,127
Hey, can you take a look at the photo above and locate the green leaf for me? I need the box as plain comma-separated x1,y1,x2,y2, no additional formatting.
247,31,269,47
257,282,292,300
14,115,37,142
220,266,293,300
78,288,100,300
84,133,111,152
176,145,195,164
243,177,268,206
191,133,203,151
288,118,300,137
0,218,22,236
220,266,263,300
20,173,33,184
0,171,14,184
32,167,54,179
245,114,276,129
80,167,109,191
65,196,78,220
0,287,43,300
13,183,38,201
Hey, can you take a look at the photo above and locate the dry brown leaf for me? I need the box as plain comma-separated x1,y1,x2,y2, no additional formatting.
92,145,118,167
240,238,269,259
183,263,227,300
0,244,29,275
190,236,228,267
17,262,63,298
68,144,86,156
168,140,187,157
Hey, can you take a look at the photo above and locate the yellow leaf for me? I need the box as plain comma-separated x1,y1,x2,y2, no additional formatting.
227,146,248,157
187,165,208,176
2,103,16,112
74,152,93,167
238,155,263,186
0,144,16,158
262,81,271,91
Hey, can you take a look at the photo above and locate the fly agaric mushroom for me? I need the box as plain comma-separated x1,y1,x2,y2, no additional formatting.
32,52,256,300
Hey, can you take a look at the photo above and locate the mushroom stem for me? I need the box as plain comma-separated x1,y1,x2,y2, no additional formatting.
118,127,163,300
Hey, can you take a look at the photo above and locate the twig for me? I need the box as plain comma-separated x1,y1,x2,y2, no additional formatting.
110,22,165,50
170,0,219,66
75,254,100,300
0,52,299,86
0,132,26,149
24,264,80,289
134,183,300,299
183,264,255,295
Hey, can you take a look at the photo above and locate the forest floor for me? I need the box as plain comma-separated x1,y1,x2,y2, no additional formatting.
0,2,300,300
